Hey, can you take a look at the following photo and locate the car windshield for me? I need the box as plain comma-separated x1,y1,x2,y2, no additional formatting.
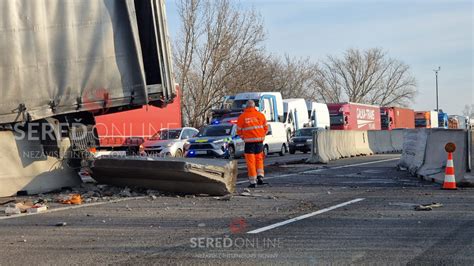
199,125,233,137
150,129,181,140
232,99,260,109
295,128,316,137
415,119,427,127
222,112,242,118
330,115,344,125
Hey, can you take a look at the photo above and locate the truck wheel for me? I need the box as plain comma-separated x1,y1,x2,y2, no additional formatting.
279,144,286,156
289,148,296,154
175,149,183,157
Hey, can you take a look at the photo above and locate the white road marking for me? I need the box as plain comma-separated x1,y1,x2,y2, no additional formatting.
237,157,400,185
0,196,146,220
302,158,399,174
247,198,365,234
236,173,297,184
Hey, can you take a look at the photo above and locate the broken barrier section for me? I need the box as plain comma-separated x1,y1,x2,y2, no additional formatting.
416,129,468,184
399,128,470,184
0,131,80,197
90,156,237,196
398,129,429,175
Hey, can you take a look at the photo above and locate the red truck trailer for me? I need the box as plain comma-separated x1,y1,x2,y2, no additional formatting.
328,103,381,130
380,107,415,130
95,88,182,150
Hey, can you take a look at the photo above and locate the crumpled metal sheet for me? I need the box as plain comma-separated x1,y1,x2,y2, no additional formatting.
90,157,237,196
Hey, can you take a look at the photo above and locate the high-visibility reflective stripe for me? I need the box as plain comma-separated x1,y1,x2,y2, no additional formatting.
244,137,265,142
241,125,264,131
447,160,454,167
444,174,456,182
257,169,264,174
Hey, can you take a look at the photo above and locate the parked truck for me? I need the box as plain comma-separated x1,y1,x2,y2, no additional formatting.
328,103,381,130
95,86,182,153
448,115,470,129
283,99,309,141
380,107,415,130
232,92,284,122
305,102,330,129
438,111,449,128
0,0,174,196
415,111,439,128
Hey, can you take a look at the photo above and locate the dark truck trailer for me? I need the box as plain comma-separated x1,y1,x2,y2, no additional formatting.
0,0,175,196
328,103,381,130
380,107,415,130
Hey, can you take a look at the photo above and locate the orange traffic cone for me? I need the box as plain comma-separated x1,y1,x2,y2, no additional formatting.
442,152,457,190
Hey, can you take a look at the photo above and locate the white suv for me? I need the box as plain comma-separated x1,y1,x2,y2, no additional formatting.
140,127,199,157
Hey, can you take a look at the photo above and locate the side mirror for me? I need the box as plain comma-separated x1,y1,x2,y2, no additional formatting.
266,131,272,136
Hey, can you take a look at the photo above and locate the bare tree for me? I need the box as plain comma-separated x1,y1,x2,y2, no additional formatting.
174,0,265,127
313,48,417,106
462,104,474,117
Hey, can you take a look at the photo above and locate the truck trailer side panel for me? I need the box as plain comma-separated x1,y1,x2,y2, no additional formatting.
381,107,415,130
328,103,381,130
0,0,175,124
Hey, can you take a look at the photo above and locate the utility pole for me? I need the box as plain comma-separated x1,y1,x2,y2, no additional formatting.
434,66,441,112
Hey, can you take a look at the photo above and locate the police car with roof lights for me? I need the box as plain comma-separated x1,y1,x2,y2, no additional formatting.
184,123,244,159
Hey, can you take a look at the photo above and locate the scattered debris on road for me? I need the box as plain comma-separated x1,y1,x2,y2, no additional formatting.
414,202,443,211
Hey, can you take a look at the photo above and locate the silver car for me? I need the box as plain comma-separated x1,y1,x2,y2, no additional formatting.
140,127,199,157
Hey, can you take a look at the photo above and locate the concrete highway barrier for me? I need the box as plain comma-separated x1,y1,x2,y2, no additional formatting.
399,128,471,184
90,156,237,196
309,130,400,164
398,129,429,175
368,131,393,154
353,131,373,156
0,131,80,197
390,129,404,152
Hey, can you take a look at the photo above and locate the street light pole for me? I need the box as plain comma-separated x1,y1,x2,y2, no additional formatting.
434,66,441,112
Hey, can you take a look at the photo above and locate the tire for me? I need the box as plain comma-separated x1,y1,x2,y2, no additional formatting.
175,149,183,157
279,144,286,156
289,148,296,154
228,145,236,159
263,145,269,157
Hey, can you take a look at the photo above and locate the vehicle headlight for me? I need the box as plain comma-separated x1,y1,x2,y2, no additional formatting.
166,143,174,147
213,139,225,144
307,139,313,143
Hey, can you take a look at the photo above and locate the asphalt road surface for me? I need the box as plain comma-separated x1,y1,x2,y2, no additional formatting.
1,154,473,265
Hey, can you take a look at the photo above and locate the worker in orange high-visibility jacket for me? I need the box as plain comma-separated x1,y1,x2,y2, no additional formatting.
236,100,268,188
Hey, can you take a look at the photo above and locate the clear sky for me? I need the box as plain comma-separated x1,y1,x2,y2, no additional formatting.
165,0,473,115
